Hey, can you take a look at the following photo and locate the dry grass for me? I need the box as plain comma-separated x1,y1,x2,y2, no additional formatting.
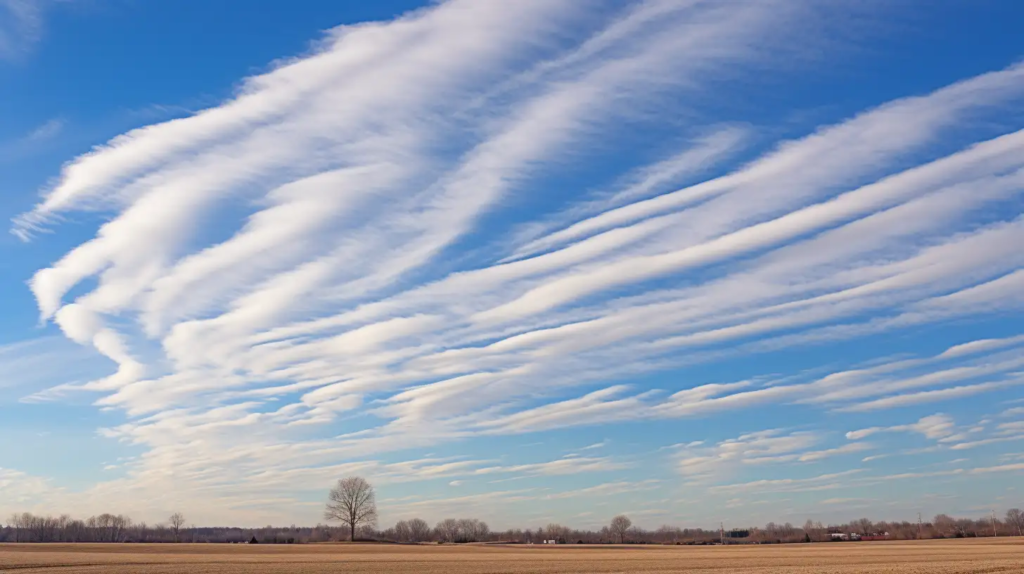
1,538,1022,573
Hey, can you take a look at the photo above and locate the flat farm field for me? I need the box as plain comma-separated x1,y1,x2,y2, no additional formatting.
1,538,1022,573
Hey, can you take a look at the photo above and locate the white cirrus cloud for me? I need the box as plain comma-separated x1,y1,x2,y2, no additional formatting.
9,0,1024,524
673,428,870,479
846,414,957,441
0,0,42,60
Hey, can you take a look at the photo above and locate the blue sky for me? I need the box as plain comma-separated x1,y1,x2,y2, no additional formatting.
1,0,1023,529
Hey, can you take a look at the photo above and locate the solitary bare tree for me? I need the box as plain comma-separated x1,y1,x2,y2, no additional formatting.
168,513,186,543
610,515,632,543
325,477,378,541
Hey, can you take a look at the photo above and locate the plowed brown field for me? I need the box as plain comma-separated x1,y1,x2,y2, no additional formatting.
1,538,1022,573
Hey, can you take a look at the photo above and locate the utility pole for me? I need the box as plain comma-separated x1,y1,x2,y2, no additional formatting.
720,522,724,545
917,513,923,540
992,511,998,537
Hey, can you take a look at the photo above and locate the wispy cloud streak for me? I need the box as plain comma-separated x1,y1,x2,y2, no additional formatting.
10,0,1024,523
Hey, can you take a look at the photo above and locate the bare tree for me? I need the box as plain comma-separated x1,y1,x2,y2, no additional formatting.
394,520,411,542
656,525,682,543
435,518,460,543
1006,509,1023,536
169,513,186,543
407,518,431,542
953,518,974,538
7,514,20,542
324,477,378,541
933,514,955,537
803,519,825,542
854,518,874,535
544,523,570,543
356,524,378,540
476,520,490,541
456,518,489,542
627,525,648,543
610,515,632,543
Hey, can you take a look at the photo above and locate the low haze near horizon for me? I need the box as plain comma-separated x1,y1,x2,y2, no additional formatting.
1,0,1023,529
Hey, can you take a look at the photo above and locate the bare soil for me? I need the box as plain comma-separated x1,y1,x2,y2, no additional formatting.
1,537,1022,573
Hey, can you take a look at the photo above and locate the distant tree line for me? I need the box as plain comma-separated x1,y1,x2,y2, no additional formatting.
4,476,1022,544
1,512,353,544
5,510,1022,544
